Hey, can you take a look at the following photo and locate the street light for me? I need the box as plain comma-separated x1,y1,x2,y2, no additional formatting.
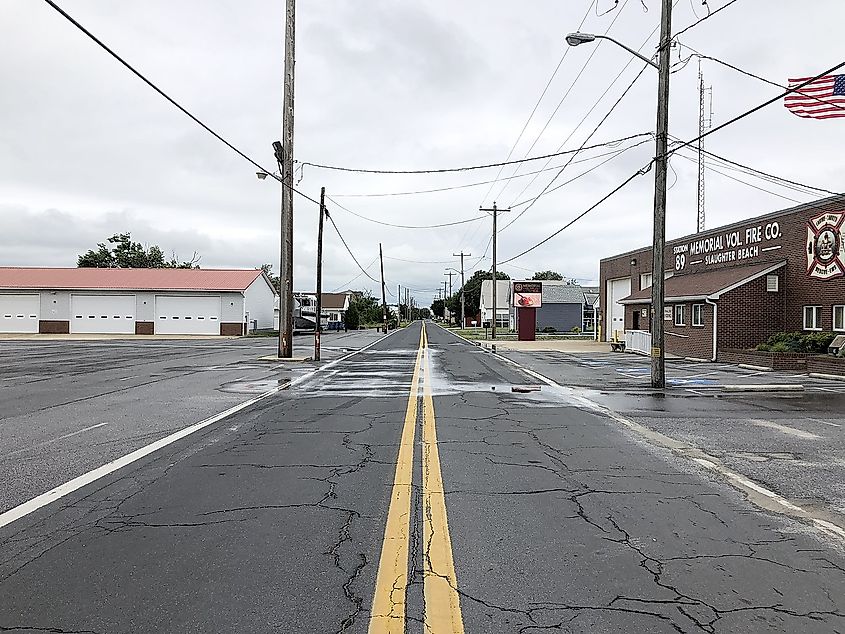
565,32,659,69
565,0,672,390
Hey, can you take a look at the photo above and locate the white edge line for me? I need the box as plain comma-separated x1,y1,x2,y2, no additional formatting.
0,328,398,530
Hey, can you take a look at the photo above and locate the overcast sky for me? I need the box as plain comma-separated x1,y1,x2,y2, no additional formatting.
2,1,843,306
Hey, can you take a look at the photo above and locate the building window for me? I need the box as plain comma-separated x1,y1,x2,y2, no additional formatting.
640,273,652,290
803,306,822,331
834,305,844,332
674,304,685,326
692,304,704,327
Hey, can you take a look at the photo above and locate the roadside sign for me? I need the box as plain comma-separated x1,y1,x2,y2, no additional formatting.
514,281,542,308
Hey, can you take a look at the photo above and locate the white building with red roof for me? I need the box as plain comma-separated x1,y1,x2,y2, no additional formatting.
0,268,276,336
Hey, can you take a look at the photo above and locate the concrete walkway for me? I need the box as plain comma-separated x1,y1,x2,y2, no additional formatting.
479,338,612,353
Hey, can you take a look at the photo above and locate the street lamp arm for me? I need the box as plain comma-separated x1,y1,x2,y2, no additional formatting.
593,35,659,69
565,32,658,69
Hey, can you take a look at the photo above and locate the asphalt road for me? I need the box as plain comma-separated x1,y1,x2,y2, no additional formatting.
1,322,844,633
0,330,383,513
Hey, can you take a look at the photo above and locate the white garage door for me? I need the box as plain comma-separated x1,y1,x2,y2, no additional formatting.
606,278,631,342
71,295,136,334
155,296,221,335
0,294,40,333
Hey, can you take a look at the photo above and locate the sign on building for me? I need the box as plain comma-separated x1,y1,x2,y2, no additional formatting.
513,281,542,308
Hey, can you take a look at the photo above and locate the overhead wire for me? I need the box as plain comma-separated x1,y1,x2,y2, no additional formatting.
492,0,633,203
671,0,740,40
330,136,651,199
499,162,654,265
332,256,379,292
499,0,682,217
478,0,598,207
323,210,381,284
326,196,487,229
40,0,324,208
502,64,651,228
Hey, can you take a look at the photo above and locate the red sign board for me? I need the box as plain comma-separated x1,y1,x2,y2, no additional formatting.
513,281,542,308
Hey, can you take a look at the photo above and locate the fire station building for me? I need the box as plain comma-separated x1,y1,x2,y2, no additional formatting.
599,195,845,361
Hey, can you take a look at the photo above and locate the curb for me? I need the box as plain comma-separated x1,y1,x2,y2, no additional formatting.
720,384,804,392
738,364,773,372
808,372,845,381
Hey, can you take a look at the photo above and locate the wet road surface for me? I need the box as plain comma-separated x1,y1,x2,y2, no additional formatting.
1,322,844,632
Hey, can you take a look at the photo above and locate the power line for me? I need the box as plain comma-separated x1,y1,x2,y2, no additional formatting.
332,256,379,292
326,196,487,229
678,44,845,113
492,0,633,203
324,211,381,284
668,61,845,157
671,0,741,40
479,0,598,207
384,256,456,264
501,1,680,212
298,136,651,176
329,139,650,199
502,64,651,230
41,0,323,208
499,162,653,265
510,136,652,208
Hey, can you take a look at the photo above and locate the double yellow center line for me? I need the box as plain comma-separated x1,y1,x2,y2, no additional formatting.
369,323,464,633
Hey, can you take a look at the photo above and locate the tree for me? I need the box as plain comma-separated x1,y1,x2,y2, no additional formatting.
347,293,381,325
431,299,445,318
259,264,281,294
78,233,199,268
344,302,360,330
532,270,564,281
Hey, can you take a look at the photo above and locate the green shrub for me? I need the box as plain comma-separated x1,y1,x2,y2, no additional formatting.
345,303,360,330
570,326,581,334
755,331,836,353
540,326,557,333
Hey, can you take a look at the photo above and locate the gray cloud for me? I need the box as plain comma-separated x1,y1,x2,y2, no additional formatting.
2,0,842,307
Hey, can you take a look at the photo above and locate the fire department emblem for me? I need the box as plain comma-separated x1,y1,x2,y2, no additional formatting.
806,211,845,280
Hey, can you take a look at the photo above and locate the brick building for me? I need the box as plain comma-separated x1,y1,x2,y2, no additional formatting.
598,195,845,360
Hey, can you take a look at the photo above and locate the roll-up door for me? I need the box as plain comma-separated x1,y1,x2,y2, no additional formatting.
155,296,221,335
0,294,40,333
606,278,632,342
71,295,136,334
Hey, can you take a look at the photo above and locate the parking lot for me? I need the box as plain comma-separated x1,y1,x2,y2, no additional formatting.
499,347,845,530
0,330,384,514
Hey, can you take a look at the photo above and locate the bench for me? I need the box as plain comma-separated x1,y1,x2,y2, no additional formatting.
610,340,626,353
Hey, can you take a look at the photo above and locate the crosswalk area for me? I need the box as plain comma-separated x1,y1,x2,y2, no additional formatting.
295,348,418,398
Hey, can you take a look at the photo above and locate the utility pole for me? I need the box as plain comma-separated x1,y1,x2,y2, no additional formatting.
650,0,673,389
276,0,296,359
314,186,325,361
696,60,712,234
453,252,470,329
480,203,507,339
397,284,401,323
379,243,388,333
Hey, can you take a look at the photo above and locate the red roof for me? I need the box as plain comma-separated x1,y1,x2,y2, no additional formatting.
0,267,266,292
620,261,786,304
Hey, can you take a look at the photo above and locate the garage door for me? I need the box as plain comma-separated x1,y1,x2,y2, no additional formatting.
71,295,136,334
606,278,631,342
155,296,221,335
0,294,40,333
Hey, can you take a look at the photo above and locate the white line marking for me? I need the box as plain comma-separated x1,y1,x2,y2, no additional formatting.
0,329,398,530
750,419,820,439
808,417,841,428
5,423,110,458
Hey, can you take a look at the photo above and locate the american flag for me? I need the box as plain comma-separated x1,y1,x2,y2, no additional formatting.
784,74,845,120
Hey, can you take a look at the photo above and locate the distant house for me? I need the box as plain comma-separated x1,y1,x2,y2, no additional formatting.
278,291,354,330
480,280,512,329
511,281,599,334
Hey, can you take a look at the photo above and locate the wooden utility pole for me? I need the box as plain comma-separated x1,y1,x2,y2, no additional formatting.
277,0,296,358
314,186,325,361
480,203,507,339
453,251,470,328
650,0,673,389
379,243,388,333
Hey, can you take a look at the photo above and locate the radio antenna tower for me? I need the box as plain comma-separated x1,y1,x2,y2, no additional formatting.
697,60,713,233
